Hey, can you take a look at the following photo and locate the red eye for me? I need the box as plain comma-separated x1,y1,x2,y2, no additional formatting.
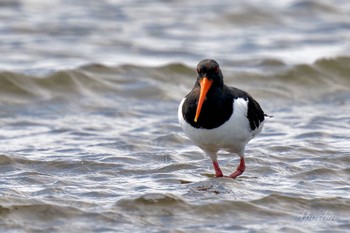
214,67,219,73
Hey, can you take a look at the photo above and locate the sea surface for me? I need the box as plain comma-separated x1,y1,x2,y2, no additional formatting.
0,0,350,232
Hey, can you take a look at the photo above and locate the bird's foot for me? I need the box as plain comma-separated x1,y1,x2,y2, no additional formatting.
228,168,244,179
212,158,246,179
214,173,224,178
228,157,246,179
212,160,223,178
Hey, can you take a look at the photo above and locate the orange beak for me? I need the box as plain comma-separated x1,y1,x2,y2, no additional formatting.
194,77,213,122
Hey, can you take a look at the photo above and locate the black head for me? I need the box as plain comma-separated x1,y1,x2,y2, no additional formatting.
196,59,224,87
192,59,224,122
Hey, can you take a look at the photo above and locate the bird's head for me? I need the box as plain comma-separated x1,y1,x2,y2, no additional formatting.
194,59,224,122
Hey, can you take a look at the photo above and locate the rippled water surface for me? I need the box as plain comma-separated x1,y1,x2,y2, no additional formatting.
1,0,350,232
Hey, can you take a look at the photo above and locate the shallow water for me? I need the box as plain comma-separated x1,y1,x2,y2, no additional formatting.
1,0,350,74
1,59,349,232
1,1,350,233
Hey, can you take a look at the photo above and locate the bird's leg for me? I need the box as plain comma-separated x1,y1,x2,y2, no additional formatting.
228,157,245,179
212,160,223,178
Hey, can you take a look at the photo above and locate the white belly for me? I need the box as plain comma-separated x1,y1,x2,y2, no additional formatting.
178,97,263,155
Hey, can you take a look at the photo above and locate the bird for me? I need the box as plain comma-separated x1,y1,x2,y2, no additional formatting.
178,59,266,179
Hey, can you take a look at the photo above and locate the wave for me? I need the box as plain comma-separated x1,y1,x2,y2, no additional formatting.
0,56,349,104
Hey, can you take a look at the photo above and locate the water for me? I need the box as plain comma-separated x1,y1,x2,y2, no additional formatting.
0,1,350,232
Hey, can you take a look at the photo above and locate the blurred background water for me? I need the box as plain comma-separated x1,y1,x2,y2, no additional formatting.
0,0,349,232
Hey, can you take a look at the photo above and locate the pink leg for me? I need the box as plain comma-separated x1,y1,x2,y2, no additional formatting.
228,157,245,179
212,160,223,177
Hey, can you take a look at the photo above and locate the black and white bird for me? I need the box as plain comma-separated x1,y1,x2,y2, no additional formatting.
178,59,266,179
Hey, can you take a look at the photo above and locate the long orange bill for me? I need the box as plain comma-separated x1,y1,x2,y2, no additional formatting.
194,77,213,122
